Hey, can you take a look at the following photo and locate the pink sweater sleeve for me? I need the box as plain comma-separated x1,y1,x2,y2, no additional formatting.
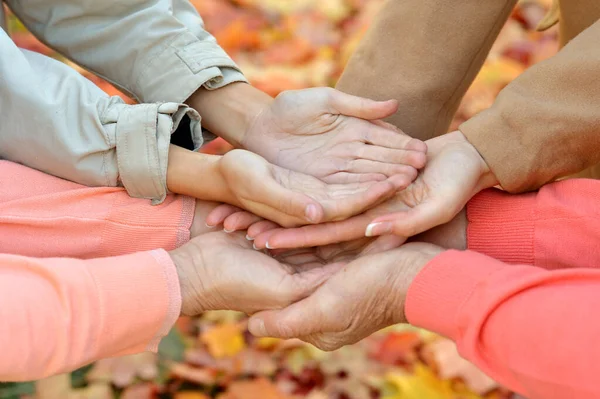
0,160,196,258
405,179,600,399
0,250,181,381
0,161,192,381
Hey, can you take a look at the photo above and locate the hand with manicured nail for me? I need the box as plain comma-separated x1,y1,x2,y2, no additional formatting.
218,149,410,228
229,131,498,249
242,88,427,184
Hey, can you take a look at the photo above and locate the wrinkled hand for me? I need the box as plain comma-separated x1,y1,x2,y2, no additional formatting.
217,149,410,228
243,88,427,184
169,232,345,316
213,131,497,249
247,243,443,351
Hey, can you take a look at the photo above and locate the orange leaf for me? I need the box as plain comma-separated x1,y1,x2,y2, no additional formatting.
372,331,422,366
174,392,211,399
220,378,290,399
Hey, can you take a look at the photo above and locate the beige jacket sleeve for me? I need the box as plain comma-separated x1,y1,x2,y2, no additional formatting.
5,0,247,104
0,29,203,204
460,17,600,193
336,0,518,141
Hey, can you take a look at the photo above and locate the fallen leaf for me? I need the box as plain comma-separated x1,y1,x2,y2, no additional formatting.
423,338,498,395
220,377,290,399
200,323,246,359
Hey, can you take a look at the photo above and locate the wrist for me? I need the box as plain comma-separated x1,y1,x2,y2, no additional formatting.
411,208,467,250
454,130,499,193
187,83,273,148
392,244,444,324
166,145,237,204
169,244,205,316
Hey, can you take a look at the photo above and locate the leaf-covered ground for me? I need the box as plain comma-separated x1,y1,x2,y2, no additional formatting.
4,0,557,397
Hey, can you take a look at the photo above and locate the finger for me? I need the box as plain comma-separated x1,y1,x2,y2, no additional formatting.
223,211,263,233
205,204,243,227
249,291,330,339
322,172,388,184
280,253,324,267
327,90,398,120
364,123,428,153
247,220,281,239
366,200,458,238
353,144,427,169
320,179,399,221
343,160,418,180
255,214,371,250
259,179,325,224
361,235,406,255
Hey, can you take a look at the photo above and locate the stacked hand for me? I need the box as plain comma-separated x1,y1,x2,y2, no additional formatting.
217,149,412,228
174,90,499,351
242,88,427,184
208,131,498,249
170,231,346,316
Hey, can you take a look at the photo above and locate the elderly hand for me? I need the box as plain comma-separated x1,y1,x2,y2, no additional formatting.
242,88,427,184
169,231,345,316
246,243,443,351
218,131,497,249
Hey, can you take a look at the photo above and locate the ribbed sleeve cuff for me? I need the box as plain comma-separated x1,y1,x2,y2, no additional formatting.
87,249,181,355
405,250,504,340
467,188,536,265
147,249,182,351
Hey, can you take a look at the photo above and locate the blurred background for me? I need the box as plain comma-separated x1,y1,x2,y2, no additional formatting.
2,0,557,398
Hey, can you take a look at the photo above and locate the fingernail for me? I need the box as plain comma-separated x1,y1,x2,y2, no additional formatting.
305,204,319,223
205,223,215,228
365,222,393,237
246,234,254,241
253,243,258,250
249,318,266,337
266,242,273,249
223,228,234,233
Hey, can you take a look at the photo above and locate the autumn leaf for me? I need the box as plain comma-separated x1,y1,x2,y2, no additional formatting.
200,323,246,359
219,378,290,399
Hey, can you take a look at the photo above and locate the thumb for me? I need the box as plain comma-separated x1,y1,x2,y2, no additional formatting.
327,90,398,120
260,176,325,225
366,200,457,238
248,292,328,339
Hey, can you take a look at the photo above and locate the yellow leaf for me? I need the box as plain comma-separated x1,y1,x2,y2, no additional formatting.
174,392,211,399
200,323,246,358
255,337,282,349
382,363,482,399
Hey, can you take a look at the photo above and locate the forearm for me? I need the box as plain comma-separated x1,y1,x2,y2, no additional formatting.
407,250,600,399
0,250,180,381
166,145,238,205
0,160,217,258
336,0,516,140
186,82,273,147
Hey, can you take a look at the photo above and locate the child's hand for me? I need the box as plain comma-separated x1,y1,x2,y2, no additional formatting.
217,149,411,228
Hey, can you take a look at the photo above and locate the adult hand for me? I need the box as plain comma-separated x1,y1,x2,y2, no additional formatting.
217,149,410,228
242,88,427,184
216,131,497,249
247,243,443,351
169,231,345,316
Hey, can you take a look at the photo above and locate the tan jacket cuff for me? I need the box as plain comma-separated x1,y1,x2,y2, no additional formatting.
459,110,529,193
101,101,203,204
135,31,248,104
